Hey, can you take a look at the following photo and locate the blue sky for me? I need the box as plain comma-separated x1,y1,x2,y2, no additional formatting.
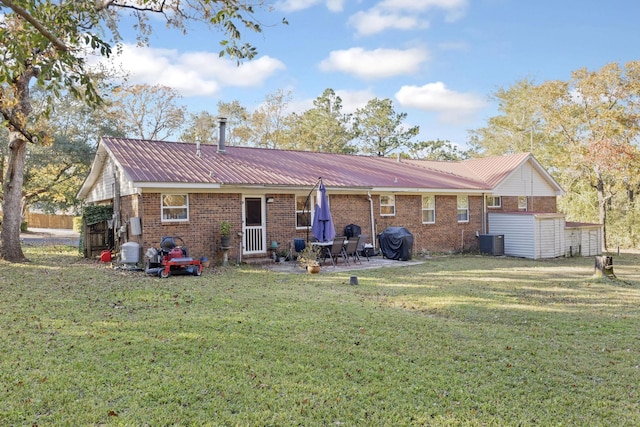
109,0,640,149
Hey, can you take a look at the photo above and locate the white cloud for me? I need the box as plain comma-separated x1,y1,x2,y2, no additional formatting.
379,0,467,15
325,0,345,12
395,82,486,124
319,47,429,79
276,0,344,12
348,10,427,36
104,44,285,97
333,89,377,114
349,0,467,36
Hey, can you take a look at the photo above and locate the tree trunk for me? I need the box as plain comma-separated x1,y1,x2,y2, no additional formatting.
595,175,608,252
1,65,36,262
1,131,28,262
594,255,615,278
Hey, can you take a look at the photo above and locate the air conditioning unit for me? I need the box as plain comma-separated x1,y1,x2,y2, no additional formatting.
479,234,504,256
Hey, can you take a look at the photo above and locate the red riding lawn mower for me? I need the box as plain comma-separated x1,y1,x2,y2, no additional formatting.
145,236,202,278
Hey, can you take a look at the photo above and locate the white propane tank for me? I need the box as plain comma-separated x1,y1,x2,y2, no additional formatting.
121,242,140,264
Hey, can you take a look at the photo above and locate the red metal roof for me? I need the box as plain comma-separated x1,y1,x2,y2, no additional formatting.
99,137,536,191
460,152,531,187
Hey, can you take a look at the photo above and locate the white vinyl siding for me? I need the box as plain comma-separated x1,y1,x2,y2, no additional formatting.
86,160,117,203
537,218,564,258
85,158,138,203
488,212,566,259
492,162,560,197
565,226,602,257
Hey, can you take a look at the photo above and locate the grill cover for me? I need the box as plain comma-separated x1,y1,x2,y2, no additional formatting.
378,227,414,261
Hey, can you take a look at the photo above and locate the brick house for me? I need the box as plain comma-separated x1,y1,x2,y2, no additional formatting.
77,136,570,263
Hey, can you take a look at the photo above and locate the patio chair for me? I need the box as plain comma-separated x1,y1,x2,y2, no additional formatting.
356,234,370,261
322,236,347,267
289,238,306,260
343,237,360,264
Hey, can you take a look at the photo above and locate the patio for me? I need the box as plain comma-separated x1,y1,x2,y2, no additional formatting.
264,254,425,274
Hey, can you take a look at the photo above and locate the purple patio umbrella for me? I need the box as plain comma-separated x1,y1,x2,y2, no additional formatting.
311,180,336,242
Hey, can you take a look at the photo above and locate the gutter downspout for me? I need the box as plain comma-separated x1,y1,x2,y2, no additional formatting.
113,170,121,233
482,193,487,234
368,192,376,251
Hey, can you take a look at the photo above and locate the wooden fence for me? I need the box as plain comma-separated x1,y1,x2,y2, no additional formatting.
25,212,75,229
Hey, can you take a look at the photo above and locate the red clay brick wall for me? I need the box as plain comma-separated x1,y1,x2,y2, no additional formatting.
133,192,558,262
329,194,373,240
335,194,484,254
531,196,556,212
265,194,297,251
371,195,484,254
265,194,374,253
491,196,557,213
139,192,243,262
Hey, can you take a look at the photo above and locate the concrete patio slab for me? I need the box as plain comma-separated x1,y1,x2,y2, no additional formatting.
264,255,424,274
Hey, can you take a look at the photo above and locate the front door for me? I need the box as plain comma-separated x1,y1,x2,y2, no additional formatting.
243,196,265,254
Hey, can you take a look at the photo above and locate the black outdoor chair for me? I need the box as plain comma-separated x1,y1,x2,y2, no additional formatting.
356,234,370,261
322,236,347,267
344,237,360,264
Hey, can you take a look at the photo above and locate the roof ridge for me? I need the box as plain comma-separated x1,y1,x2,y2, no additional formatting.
94,138,541,191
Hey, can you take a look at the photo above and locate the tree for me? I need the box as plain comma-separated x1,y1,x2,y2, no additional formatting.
217,100,252,146
0,0,278,261
249,89,292,149
104,84,186,140
469,79,545,154
287,88,355,153
18,89,117,217
471,61,640,250
181,111,219,145
408,139,472,161
352,98,419,157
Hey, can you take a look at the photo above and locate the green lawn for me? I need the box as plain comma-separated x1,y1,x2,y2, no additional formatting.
1,246,639,426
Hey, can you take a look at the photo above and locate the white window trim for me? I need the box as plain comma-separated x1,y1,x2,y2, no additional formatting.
457,195,469,223
422,195,435,224
518,196,528,211
161,193,189,222
380,194,396,217
487,196,501,208
295,195,315,230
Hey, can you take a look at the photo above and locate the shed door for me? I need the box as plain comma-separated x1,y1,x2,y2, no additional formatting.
243,196,265,254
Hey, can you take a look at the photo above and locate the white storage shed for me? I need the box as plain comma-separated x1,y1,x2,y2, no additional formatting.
488,212,566,259
565,222,602,257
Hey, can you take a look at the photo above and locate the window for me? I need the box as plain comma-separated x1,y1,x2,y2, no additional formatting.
457,195,469,222
422,195,435,223
161,194,189,222
487,196,501,208
296,195,314,228
380,194,395,216
518,196,528,211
